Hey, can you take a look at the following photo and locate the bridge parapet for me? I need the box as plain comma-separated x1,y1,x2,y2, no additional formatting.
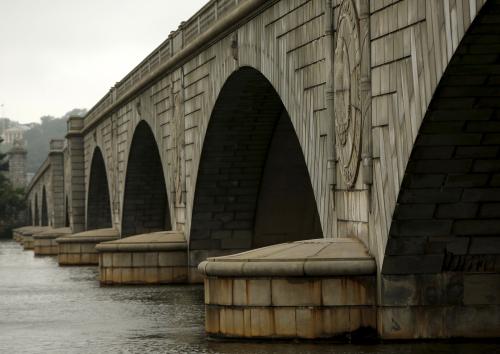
82,0,269,132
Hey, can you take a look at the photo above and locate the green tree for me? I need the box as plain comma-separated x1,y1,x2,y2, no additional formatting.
0,138,26,235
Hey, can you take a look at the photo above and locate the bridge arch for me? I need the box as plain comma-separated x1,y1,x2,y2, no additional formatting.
86,146,112,230
383,1,500,276
121,120,171,237
34,193,39,226
27,201,33,226
65,195,70,228
41,186,48,227
189,66,323,263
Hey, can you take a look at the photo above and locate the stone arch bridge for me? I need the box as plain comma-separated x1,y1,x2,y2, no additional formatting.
21,0,500,340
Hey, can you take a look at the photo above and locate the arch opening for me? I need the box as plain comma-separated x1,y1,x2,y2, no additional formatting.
41,186,48,227
190,67,323,261
87,147,112,230
27,201,33,226
65,195,70,228
121,121,171,237
34,194,39,226
384,0,500,275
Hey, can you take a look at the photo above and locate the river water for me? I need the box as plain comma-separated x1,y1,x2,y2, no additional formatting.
0,240,498,354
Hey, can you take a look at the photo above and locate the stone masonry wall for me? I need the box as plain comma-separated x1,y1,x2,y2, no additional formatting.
82,0,331,245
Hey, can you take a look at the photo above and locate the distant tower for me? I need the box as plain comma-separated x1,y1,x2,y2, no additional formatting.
7,139,27,189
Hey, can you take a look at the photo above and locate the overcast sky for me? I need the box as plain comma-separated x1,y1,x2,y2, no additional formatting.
0,0,208,123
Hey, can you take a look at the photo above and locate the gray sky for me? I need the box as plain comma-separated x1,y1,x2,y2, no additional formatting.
0,0,208,123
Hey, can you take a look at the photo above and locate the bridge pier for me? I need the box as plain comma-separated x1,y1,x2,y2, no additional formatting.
12,226,30,243
19,226,51,250
33,227,72,256
56,228,119,266
96,231,189,285
199,238,377,339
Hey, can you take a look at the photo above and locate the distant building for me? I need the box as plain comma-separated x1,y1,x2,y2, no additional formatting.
1,126,29,145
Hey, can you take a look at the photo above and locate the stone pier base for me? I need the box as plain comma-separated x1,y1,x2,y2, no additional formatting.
198,239,377,340
33,227,72,256
56,228,119,266
12,226,32,243
96,231,190,285
19,227,51,250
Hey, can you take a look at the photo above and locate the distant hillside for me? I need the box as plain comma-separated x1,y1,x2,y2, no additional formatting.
0,108,87,173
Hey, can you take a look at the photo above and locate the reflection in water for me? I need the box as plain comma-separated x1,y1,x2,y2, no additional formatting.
0,240,498,354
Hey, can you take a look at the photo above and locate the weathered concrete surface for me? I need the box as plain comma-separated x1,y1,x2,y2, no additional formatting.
96,231,189,285
56,228,119,266
200,238,376,339
33,227,72,256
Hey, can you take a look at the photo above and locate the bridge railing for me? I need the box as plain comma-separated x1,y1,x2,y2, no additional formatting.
83,0,242,131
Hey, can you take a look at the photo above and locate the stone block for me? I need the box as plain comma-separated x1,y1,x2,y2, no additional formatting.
81,252,93,265
205,306,220,334
232,279,246,306
69,254,81,264
144,268,159,283
104,268,113,283
391,220,452,237
243,308,252,337
464,274,500,305
172,267,188,282
208,278,233,306
158,251,187,267
144,252,159,267
454,220,500,235
58,254,68,264
250,308,274,337
273,308,296,337
247,279,271,306
377,307,417,339
322,276,376,306
132,252,146,267
90,254,99,264
112,268,122,283
80,243,97,254
296,308,321,339
132,268,145,283
479,203,500,217
101,254,112,267
231,308,245,337
121,268,134,283
322,307,350,336
219,308,234,336
382,255,444,274
445,305,500,338
380,275,419,306
271,279,321,306
436,203,478,219
112,252,132,267
158,267,173,284
469,237,500,254
414,307,446,338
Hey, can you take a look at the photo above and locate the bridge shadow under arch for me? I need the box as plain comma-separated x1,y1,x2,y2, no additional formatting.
65,195,70,227
87,147,112,230
121,121,171,237
190,66,323,261
385,0,500,275
34,194,39,226
41,186,48,227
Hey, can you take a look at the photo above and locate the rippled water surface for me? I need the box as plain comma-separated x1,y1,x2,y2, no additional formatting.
0,240,498,354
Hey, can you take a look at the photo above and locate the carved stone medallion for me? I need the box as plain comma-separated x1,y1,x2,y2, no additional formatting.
172,90,185,207
334,0,361,188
